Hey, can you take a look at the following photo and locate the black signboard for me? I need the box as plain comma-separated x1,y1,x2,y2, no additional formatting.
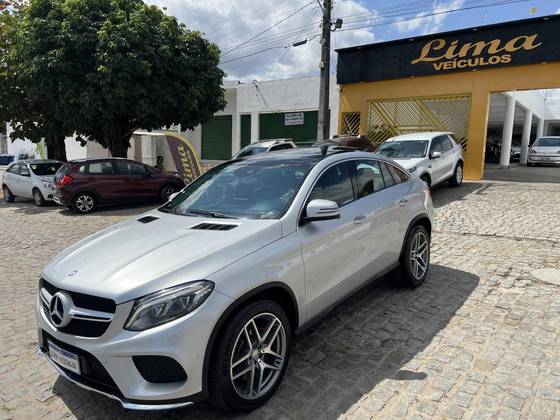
336,14,560,84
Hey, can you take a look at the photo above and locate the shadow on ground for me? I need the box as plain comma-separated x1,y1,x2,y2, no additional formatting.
430,182,483,209
53,264,479,419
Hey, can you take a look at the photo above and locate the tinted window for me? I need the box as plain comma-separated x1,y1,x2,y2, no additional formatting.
235,146,267,158
160,161,312,219
430,137,444,154
379,162,395,187
377,140,429,158
9,164,20,175
114,160,129,175
129,163,147,176
20,164,30,176
309,163,354,207
29,162,62,176
441,136,453,152
387,164,408,183
54,164,71,182
270,143,293,151
354,160,384,197
87,162,115,175
534,137,560,147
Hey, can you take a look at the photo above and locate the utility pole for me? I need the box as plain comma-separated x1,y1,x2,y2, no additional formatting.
316,0,332,142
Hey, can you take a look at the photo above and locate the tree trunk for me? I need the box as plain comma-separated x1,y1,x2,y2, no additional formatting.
107,136,130,158
46,134,67,161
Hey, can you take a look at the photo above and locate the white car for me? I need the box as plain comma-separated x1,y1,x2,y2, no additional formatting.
2,159,63,206
527,136,560,166
36,147,433,412
376,132,464,188
232,139,296,158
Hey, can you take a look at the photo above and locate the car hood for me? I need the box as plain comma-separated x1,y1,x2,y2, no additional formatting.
531,146,560,155
390,157,428,171
42,212,282,303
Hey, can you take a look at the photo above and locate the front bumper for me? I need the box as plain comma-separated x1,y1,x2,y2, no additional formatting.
36,289,233,410
528,155,560,165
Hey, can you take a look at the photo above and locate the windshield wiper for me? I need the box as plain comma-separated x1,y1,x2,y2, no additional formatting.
186,209,239,219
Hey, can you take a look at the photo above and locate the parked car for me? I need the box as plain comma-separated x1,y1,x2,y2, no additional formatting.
527,136,560,166
2,159,63,206
232,139,296,158
314,135,376,152
376,132,464,188
53,158,184,213
37,146,433,412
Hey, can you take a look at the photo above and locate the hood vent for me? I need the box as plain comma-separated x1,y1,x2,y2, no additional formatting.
191,222,237,231
137,215,159,224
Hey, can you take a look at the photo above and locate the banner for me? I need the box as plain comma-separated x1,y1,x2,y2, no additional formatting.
337,14,560,83
164,132,202,185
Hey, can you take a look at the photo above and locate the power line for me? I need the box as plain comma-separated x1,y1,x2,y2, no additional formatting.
220,0,315,57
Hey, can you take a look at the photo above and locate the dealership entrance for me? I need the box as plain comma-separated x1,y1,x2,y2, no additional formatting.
336,14,560,180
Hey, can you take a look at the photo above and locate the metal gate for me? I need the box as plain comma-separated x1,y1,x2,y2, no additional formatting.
366,94,471,150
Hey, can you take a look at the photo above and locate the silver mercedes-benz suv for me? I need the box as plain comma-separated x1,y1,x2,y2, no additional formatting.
37,146,434,412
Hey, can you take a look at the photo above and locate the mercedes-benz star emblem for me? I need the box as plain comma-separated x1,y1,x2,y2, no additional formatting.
49,292,73,328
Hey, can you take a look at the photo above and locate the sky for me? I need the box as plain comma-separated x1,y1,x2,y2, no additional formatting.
147,0,560,82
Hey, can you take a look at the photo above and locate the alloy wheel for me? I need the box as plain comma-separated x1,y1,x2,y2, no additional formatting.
409,231,429,280
229,313,287,400
163,186,175,200
75,195,94,212
456,165,463,184
34,190,42,205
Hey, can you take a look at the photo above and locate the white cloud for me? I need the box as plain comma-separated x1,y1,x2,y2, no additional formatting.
147,0,376,81
556,8,560,14
393,0,464,35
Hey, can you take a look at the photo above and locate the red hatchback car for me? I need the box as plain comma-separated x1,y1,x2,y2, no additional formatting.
53,158,185,213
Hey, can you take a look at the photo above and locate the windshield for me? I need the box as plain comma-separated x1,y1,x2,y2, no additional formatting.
235,146,267,158
534,137,560,147
377,140,429,159
159,160,312,219
30,162,63,176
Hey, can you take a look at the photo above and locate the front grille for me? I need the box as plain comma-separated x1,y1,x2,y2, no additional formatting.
42,330,123,398
40,278,116,337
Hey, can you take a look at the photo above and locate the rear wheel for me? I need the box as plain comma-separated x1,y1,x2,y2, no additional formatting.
33,188,46,207
160,184,178,203
72,193,96,214
448,162,463,187
400,225,430,288
210,301,291,413
3,185,15,203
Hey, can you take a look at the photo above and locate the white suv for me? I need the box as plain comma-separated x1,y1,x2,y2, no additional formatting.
232,139,296,159
377,132,464,188
37,147,433,412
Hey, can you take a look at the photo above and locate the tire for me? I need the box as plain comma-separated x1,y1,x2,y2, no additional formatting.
210,300,291,413
420,174,431,189
448,162,463,187
3,185,15,203
33,188,46,207
160,184,178,203
72,192,96,214
399,225,430,288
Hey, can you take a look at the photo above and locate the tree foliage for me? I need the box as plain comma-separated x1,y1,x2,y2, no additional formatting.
1,0,226,158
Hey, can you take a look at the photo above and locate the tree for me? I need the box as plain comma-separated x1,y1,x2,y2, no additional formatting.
1,0,226,159
73,0,225,156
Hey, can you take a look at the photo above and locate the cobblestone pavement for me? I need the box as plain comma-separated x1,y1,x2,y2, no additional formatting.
1,181,559,420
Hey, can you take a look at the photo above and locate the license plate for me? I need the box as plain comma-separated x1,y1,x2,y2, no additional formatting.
48,340,81,375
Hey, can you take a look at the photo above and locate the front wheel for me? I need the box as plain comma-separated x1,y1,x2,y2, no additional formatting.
448,162,463,187
210,301,291,413
400,225,430,288
33,188,46,207
72,193,96,214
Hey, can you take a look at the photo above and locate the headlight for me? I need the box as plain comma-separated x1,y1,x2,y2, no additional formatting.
408,166,417,173
43,182,51,188
124,281,214,331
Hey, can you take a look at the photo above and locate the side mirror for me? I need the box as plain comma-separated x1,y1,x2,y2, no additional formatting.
430,151,442,159
168,192,179,202
304,199,340,223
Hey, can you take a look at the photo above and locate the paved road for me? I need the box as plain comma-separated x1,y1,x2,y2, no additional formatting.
1,182,559,419
484,163,560,184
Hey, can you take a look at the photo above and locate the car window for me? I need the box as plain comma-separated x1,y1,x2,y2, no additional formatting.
114,160,130,175
308,163,354,207
78,164,86,174
379,162,396,188
387,164,409,183
87,161,115,175
9,164,20,175
441,136,453,152
29,162,62,176
19,164,30,177
129,162,147,176
430,137,444,154
354,160,384,197
270,143,293,151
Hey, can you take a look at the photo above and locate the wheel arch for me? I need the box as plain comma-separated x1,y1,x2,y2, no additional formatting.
399,214,432,260
202,282,299,395
419,172,431,186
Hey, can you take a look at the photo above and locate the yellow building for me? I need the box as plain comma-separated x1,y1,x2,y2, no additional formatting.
336,14,560,180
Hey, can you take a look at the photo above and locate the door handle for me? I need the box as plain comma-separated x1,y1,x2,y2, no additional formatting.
399,199,408,206
353,215,367,224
